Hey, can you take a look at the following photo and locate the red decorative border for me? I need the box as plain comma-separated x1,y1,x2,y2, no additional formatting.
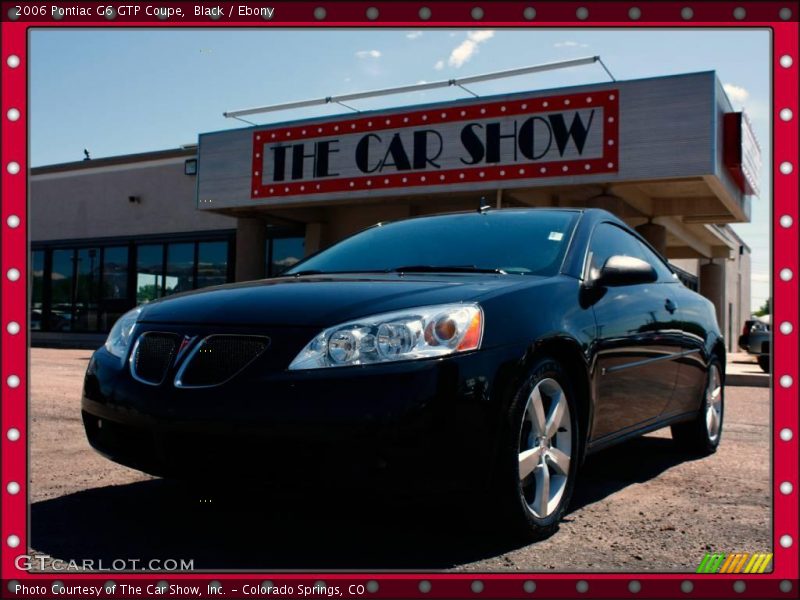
250,91,619,199
1,2,797,599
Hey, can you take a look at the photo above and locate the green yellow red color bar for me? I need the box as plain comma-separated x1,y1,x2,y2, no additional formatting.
696,552,773,574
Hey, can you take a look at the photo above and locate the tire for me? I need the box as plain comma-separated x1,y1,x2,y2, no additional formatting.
671,358,724,455
492,357,581,541
757,355,770,373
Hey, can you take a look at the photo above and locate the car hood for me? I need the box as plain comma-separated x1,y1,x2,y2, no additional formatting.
138,273,541,328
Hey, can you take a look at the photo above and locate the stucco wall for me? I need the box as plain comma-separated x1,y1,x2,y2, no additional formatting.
31,158,236,242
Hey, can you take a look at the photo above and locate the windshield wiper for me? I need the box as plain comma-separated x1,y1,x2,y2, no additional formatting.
387,264,507,275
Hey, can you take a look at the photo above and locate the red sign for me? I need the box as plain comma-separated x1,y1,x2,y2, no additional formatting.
251,90,619,199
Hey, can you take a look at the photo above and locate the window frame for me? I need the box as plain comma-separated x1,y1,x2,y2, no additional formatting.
583,220,678,285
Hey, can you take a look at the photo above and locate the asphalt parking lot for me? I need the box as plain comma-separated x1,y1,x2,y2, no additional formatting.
29,348,771,572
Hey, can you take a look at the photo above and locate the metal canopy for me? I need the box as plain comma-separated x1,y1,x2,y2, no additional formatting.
223,56,605,120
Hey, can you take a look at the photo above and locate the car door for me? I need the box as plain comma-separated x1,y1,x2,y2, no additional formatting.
666,284,715,418
587,222,683,442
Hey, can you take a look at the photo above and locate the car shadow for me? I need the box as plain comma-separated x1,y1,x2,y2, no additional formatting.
569,434,704,513
31,435,699,570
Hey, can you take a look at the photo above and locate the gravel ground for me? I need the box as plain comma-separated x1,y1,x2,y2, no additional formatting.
29,348,771,572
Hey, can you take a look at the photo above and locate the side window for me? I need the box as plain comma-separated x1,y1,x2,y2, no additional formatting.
586,223,646,281
634,238,676,282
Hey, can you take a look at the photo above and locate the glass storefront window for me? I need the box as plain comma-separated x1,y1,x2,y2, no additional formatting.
197,241,228,289
136,244,164,304
270,237,304,277
165,242,195,296
31,251,45,331
33,234,232,333
73,248,101,332
50,249,74,331
102,247,128,299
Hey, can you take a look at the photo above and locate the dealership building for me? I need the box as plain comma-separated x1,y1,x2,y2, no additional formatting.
30,70,756,349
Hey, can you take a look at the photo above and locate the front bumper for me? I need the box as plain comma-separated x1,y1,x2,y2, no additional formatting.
81,342,522,490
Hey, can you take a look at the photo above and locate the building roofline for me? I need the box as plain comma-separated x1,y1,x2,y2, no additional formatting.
31,146,197,175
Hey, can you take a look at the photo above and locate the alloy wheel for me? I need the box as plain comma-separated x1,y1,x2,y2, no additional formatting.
705,364,723,442
518,377,572,518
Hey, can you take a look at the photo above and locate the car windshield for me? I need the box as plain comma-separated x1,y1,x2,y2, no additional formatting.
286,210,579,277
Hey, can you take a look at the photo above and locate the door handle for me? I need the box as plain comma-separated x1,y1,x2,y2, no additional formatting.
665,298,677,314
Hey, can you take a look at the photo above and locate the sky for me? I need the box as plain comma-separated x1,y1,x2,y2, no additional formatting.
29,28,771,307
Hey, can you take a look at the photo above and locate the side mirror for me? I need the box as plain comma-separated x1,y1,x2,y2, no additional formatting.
595,255,658,287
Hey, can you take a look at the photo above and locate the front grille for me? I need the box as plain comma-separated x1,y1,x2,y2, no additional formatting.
175,335,270,388
131,332,180,385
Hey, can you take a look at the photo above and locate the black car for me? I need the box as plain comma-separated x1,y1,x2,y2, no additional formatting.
82,208,725,539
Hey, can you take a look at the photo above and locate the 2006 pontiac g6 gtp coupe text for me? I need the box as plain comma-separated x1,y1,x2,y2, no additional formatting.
82,208,725,538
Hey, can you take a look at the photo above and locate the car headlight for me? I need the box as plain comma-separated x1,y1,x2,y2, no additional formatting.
104,307,142,361
288,303,483,370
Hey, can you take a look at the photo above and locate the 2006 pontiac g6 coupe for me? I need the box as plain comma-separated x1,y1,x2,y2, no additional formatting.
82,208,725,538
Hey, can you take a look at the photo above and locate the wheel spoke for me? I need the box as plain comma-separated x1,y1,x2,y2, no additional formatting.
545,390,565,437
546,447,570,476
709,385,722,404
527,388,547,437
518,447,541,481
533,457,550,516
708,405,720,434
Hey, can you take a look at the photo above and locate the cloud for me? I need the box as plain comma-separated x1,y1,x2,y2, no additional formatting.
355,49,382,59
448,30,495,68
406,31,423,40
723,83,750,104
554,41,588,48
434,59,445,70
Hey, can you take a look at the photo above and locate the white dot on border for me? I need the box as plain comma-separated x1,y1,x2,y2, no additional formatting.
780,481,793,495
780,108,793,121
681,581,694,593
419,580,431,593
7,108,20,121
471,580,484,593
7,375,20,388
7,55,21,68
7,322,20,335
576,580,588,593
780,215,794,228
7,268,20,282
6,535,19,548
7,214,20,228
681,7,694,19
780,375,793,388
7,162,20,175
779,322,793,335
366,581,379,593
629,7,641,20
523,581,536,593
780,580,793,593
780,534,793,548
629,581,641,593
733,581,746,594
780,428,793,441
780,55,793,68
780,268,793,281
7,481,20,495
780,162,794,175
576,7,589,19
7,428,20,441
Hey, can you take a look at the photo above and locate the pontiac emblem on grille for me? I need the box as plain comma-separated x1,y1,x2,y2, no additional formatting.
175,335,196,361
